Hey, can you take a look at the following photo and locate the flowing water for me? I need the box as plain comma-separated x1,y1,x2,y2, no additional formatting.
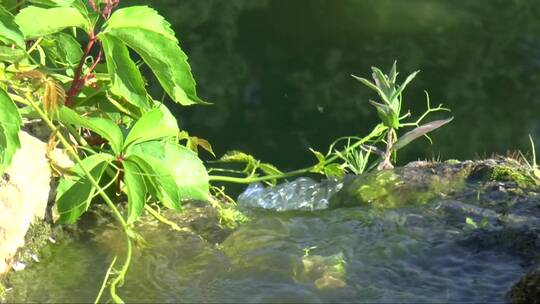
5,169,539,303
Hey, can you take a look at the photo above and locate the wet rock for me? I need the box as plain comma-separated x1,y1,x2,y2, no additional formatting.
509,266,540,304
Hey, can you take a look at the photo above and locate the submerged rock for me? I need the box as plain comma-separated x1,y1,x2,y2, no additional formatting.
509,264,540,304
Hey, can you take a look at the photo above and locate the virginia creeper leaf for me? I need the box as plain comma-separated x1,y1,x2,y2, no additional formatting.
100,6,205,105
123,159,147,224
55,153,112,224
0,88,22,175
123,108,178,149
125,152,180,211
100,34,149,110
129,140,209,201
58,107,123,154
15,6,91,38
41,32,83,67
0,6,25,49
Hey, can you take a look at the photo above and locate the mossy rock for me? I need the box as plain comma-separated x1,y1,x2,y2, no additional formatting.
330,158,539,209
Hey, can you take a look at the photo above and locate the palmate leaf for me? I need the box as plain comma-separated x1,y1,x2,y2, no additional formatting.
14,6,91,39
0,88,22,175
100,34,149,110
393,117,454,151
129,140,209,201
41,32,83,67
58,107,124,154
125,153,180,211
123,107,179,149
123,159,147,224
55,153,112,224
99,6,206,106
0,6,25,49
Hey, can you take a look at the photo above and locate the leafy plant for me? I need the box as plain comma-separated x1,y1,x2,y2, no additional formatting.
0,0,210,301
351,62,453,170
212,62,453,184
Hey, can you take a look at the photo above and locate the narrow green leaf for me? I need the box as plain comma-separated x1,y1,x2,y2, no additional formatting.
100,34,149,110
15,6,91,38
0,87,22,175
351,74,391,105
389,61,398,84
58,107,123,154
123,159,147,224
55,153,112,223
259,162,282,176
0,6,25,49
123,108,178,149
369,100,398,129
100,6,206,105
394,117,454,151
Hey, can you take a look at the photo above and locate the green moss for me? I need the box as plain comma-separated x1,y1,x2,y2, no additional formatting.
17,220,52,265
0,280,6,302
489,165,536,188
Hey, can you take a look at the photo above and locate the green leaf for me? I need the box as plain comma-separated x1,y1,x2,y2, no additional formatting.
41,32,83,67
129,140,209,201
259,163,282,176
351,74,391,105
15,6,91,38
0,87,22,175
58,107,123,154
99,6,205,106
0,45,26,63
369,100,398,129
388,61,398,84
29,0,75,6
393,117,454,151
100,34,149,110
55,153,112,224
324,163,344,178
125,153,180,210
123,108,178,149
0,6,25,49
123,159,147,223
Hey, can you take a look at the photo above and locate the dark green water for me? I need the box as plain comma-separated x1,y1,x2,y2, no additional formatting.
133,0,540,170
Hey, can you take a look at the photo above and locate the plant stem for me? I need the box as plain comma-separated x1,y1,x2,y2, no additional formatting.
209,125,386,184
94,256,117,304
25,95,131,302
65,32,100,107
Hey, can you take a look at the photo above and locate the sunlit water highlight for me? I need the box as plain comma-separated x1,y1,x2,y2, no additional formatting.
6,177,539,303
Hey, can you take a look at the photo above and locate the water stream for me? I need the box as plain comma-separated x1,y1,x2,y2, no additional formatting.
5,172,539,302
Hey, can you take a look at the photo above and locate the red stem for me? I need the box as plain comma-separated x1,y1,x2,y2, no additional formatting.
65,0,120,107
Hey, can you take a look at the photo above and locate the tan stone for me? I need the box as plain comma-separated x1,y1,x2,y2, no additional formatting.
0,131,52,275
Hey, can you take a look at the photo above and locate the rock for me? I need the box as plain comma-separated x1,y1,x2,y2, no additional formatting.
0,131,53,275
509,266,540,304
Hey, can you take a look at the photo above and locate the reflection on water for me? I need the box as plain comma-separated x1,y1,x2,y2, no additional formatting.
6,175,538,302
131,0,540,169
